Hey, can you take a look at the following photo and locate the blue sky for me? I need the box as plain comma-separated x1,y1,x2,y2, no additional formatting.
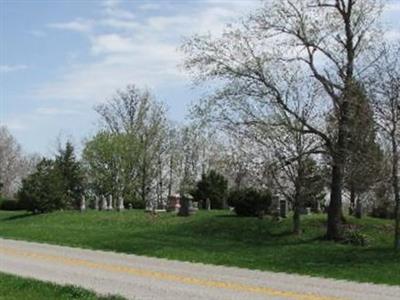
1,0,399,155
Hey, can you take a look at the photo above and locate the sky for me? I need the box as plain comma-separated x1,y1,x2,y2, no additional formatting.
1,0,399,156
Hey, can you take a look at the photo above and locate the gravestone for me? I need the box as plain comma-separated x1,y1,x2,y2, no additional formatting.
206,198,211,210
315,201,321,213
191,202,199,211
101,196,107,210
128,203,133,210
108,195,113,210
118,196,124,211
178,197,190,217
94,196,99,210
279,200,288,218
167,194,181,212
80,195,86,212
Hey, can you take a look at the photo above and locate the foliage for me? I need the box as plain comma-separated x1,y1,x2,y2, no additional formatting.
0,198,22,211
17,143,83,213
301,158,326,210
55,142,85,209
227,188,272,217
83,132,144,208
18,159,67,213
371,206,395,220
341,225,370,247
192,170,228,209
93,85,168,207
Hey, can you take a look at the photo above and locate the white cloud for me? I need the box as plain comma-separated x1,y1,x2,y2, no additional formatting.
100,18,139,30
102,0,135,20
48,19,93,33
28,30,46,38
102,0,120,9
147,16,193,31
90,34,136,54
35,0,259,104
1,119,27,131
386,2,400,13
139,3,161,11
0,64,28,73
35,107,81,116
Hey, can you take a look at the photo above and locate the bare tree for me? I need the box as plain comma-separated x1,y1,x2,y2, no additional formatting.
0,126,28,197
268,120,322,234
183,0,383,240
371,44,400,250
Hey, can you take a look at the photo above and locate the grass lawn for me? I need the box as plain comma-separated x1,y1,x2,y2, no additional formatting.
0,272,125,300
0,210,398,286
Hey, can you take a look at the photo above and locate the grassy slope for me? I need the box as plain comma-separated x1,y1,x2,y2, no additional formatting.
0,210,398,285
0,272,125,300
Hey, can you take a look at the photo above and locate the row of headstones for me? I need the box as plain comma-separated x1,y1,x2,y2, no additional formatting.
279,199,322,218
80,195,125,212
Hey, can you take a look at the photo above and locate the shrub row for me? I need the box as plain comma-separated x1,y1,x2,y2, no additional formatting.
227,188,272,217
0,198,24,211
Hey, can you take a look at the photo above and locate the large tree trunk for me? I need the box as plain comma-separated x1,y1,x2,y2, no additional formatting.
327,161,343,240
355,196,362,219
293,204,301,235
292,161,304,235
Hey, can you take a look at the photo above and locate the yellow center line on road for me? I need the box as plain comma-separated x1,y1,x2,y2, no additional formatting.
0,245,344,300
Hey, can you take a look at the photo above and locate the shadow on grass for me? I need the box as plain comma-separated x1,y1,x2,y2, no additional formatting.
1,212,35,221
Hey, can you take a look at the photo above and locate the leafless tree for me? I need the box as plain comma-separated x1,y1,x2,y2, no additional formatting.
183,0,383,240
0,126,29,197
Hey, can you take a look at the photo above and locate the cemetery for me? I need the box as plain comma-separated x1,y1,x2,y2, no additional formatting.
1,0,399,298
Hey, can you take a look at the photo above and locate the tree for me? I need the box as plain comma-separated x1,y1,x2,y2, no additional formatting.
192,170,228,209
269,123,324,234
94,85,168,208
18,142,84,213
183,0,383,240
371,44,400,250
227,188,272,218
55,142,84,209
0,126,24,197
18,158,66,213
83,132,143,208
328,83,382,218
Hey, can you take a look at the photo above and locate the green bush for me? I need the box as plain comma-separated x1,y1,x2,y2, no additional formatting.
341,225,370,246
227,188,272,217
123,194,145,209
370,206,394,219
0,199,23,211
192,170,228,209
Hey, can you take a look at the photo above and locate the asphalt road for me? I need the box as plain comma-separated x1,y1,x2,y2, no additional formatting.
0,238,399,300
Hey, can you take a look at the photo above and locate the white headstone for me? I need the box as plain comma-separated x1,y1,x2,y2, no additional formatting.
108,195,113,210
101,196,107,210
118,196,124,211
206,198,211,210
94,196,99,210
80,195,86,212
